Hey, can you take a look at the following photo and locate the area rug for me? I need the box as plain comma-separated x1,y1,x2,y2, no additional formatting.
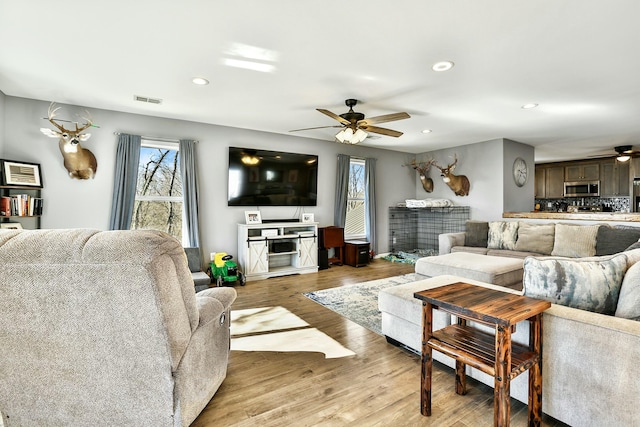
381,249,438,264
303,273,426,335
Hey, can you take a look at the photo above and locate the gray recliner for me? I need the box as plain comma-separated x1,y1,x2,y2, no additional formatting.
0,229,236,427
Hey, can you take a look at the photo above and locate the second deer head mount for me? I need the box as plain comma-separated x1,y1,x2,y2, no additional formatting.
40,103,98,180
405,158,436,193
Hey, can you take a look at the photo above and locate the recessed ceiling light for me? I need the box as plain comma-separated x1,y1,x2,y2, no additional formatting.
422,129,432,134
192,77,209,85
432,61,454,72
521,103,538,109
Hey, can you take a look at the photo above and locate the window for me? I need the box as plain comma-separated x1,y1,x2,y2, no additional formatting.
345,158,365,238
130,140,183,242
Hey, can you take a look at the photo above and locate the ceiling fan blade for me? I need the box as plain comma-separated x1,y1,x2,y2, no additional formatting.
357,112,410,126
289,125,342,132
317,108,351,126
360,125,403,138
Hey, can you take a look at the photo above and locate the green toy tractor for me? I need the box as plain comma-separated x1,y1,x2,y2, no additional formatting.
209,252,245,287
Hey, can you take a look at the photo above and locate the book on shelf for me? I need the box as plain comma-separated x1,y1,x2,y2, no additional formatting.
0,195,43,217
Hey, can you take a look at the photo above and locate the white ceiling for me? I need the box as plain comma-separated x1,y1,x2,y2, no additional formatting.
2,1,640,163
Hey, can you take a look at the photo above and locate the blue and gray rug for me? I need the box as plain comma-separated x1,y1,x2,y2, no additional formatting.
303,273,426,335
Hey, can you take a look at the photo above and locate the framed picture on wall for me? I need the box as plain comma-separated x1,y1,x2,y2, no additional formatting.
0,222,23,230
301,213,314,223
0,160,43,188
244,210,262,225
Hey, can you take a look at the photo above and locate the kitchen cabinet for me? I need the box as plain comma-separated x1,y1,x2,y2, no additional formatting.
565,163,600,181
535,165,546,198
601,160,630,197
546,166,565,198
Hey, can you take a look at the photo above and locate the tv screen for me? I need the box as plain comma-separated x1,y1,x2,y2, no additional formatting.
228,147,318,206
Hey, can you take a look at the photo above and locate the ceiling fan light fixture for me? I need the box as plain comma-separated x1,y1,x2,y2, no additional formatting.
617,155,631,162
353,129,368,143
335,129,346,143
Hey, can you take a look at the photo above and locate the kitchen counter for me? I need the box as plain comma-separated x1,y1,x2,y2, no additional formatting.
503,211,640,222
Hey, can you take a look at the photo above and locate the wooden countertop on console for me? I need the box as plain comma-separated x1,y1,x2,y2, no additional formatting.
503,211,640,222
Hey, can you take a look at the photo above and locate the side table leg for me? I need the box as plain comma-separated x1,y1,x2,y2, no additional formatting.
528,314,543,427
455,317,467,395
421,302,433,416
494,324,512,427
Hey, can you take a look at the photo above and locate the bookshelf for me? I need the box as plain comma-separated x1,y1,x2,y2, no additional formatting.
0,186,43,229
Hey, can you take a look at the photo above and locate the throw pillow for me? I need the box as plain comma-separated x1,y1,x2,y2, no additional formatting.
523,253,628,315
514,222,555,255
551,223,599,257
487,221,518,250
615,261,640,319
465,221,489,247
596,225,640,256
626,240,640,252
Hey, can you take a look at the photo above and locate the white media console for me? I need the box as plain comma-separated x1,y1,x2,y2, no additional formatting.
237,221,318,281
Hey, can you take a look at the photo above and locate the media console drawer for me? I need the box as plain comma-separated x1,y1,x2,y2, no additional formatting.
344,240,369,267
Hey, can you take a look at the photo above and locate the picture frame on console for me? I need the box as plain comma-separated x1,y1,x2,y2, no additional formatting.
301,213,314,223
0,222,23,230
244,210,262,225
0,159,43,188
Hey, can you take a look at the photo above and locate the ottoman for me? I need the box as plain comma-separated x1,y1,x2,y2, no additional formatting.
414,252,524,290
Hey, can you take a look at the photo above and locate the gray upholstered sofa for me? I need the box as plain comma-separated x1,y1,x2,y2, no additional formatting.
380,244,640,426
0,229,236,427
439,220,640,259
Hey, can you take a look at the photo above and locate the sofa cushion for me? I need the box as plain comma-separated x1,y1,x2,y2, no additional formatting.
523,253,628,315
487,221,519,250
615,261,640,319
486,249,544,259
626,240,640,251
451,246,489,255
415,252,523,288
551,223,599,257
465,221,489,247
596,225,640,256
514,222,555,255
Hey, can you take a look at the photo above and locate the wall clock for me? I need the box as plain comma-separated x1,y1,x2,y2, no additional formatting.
513,157,528,187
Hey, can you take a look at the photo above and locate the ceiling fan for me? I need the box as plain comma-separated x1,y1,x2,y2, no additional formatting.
589,145,639,162
290,99,410,144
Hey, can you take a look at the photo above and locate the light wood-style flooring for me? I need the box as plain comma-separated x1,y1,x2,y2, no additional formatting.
192,260,567,427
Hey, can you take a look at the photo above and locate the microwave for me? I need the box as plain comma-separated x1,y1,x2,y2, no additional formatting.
564,181,600,197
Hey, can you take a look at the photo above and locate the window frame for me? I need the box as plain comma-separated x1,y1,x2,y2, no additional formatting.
345,157,366,240
131,139,184,242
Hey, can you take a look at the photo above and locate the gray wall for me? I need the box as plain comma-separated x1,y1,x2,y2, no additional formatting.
502,138,535,212
416,139,504,220
3,96,417,258
0,91,5,154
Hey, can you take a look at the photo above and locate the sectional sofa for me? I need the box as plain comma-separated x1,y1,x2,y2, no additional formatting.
379,220,640,427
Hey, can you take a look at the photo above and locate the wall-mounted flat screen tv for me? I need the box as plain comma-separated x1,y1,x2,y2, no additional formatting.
228,147,318,206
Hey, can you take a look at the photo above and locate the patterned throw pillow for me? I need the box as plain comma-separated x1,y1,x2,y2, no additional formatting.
551,223,599,258
514,222,555,255
615,261,640,319
523,253,628,315
487,221,519,250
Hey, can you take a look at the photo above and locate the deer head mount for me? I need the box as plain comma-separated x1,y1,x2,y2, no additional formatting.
40,103,97,180
434,154,470,196
404,158,435,193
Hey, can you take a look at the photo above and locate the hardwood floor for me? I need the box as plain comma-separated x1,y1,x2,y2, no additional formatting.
192,260,566,427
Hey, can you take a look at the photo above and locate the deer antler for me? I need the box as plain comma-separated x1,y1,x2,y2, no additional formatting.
46,103,66,132
74,110,93,133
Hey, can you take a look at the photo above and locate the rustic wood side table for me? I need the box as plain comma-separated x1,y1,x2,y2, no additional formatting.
414,282,551,427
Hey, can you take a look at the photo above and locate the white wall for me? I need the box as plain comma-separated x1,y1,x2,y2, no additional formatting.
3,96,417,258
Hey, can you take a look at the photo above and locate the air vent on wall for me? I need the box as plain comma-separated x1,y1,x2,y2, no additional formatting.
134,95,163,104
